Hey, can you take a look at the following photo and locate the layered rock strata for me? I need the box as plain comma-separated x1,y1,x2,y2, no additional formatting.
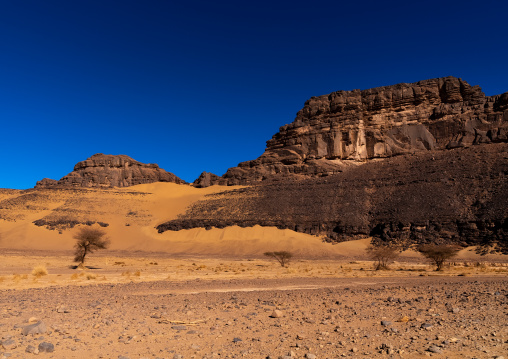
36,154,185,188
159,143,508,252
206,77,507,185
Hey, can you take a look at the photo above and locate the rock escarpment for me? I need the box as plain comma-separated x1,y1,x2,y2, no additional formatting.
36,154,185,188
206,77,508,185
159,143,508,253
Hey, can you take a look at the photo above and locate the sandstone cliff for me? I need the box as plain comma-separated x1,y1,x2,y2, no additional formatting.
36,154,185,188
206,76,507,185
159,143,508,253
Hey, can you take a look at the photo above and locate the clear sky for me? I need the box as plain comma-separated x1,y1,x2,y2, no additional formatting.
1,0,507,189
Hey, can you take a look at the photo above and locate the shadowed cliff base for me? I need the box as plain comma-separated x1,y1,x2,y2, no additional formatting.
159,143,508,253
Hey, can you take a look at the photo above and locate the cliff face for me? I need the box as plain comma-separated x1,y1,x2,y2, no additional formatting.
159,143,508,253
36,154,185,188
210,77,507,185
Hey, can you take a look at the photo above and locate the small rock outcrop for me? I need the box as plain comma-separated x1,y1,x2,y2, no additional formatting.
202,76,507,186
193,172,224,188
36,154,185,188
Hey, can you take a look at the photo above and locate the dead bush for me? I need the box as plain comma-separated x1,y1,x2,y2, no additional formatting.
31,265,48,278
73,227,109,265
417,244,461,271
264,251,293,267
366,244,400,270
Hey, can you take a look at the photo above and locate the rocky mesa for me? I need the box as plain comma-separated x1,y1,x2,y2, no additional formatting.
202,76,507,186
36,153,185,188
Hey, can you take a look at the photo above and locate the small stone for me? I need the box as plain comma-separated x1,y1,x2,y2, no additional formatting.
38,342,55,353
396,316,410,322
190,344,200,350
22,321,47,336
427,345,441,354
297,334,306,340
305,354,317,359
56,305,70,313
28,317,39,323
233,337,242,343
451,307,460,314
381,320,392,326
25,345,36,353
171,325,187,331
1,339,16,350
421,323,433,330
172,355,183,359
270,310,284,318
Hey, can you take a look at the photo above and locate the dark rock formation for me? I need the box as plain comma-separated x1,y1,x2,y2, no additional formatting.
202,77,507,186
36,154,185,188
35,178,58,188
159,143,508,253
193,172,224,188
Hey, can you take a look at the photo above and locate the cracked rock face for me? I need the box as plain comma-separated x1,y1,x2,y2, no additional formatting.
36,154,185,188
206,76,507,186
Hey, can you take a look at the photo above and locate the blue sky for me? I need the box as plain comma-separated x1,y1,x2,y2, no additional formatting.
1,0,507,189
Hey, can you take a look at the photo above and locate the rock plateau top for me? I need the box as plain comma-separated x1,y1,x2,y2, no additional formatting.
36,153,185,188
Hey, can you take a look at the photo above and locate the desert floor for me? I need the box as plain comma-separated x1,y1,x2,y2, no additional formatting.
1,183,507,358
0,250,507,359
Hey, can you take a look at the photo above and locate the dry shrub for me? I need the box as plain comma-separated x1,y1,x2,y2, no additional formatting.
366,244,401,270
133,270,141,277
85,273,97,280
32,265,48,278
417,244,461,271
121,271,131,277
13,274,28,282
73,227,109,264
264,251,293,267
70,273,80,280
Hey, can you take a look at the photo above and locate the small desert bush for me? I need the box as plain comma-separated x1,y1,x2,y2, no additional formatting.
133,270,141,277
70,273,80,280
85,273,97,280
32,265,48,278
264,251,293,267
417,244,461,271
366,244,401,270
12,274,28,284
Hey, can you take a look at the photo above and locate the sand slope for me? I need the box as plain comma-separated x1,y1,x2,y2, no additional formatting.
1,183,506,261
0,183,352,257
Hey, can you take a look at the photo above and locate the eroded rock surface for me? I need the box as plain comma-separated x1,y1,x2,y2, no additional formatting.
207,77,508,185
159,143,508,252
36,154,185,188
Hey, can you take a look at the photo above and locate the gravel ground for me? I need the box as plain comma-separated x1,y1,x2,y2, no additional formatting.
0,276,507,359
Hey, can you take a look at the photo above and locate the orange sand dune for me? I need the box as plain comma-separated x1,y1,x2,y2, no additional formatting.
1,182,506,261
0,183,349,258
